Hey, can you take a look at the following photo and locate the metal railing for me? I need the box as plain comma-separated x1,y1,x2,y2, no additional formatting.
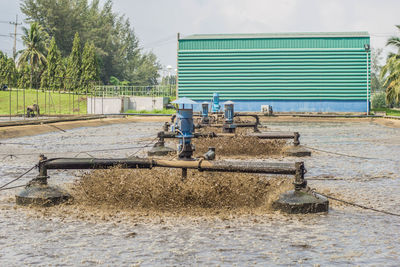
94,85,175,98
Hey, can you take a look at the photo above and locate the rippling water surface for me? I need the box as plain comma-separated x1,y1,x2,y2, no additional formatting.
0,120,399,266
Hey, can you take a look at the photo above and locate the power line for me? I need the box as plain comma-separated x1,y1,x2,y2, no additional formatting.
142,34,176,47
140,34,177,49
303,145,400,163
310,189,400,217
0,164,37,190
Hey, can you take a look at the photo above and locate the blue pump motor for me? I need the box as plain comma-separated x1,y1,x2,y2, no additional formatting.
171,97,198,159
211,93,220,112
176,108,194,144
201,102,209,119
223,101,236,133
224,101,235,124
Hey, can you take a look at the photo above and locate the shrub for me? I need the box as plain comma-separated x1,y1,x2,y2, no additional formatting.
371,92,387,109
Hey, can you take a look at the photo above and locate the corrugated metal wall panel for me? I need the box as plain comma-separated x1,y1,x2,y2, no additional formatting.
178,46,367,100
179,37,369,50
178,37,370,101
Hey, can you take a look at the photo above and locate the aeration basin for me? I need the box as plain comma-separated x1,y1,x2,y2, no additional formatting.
16,157,329,213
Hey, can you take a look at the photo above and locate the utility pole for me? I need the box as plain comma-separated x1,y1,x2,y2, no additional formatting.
0,15,22,60
10,15,21,60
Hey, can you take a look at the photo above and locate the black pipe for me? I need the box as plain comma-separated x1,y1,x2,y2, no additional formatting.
199,160,297,175
39,157,299,175
170,114,176,123
41,158,153,170
234,113,260,126
36,157,305,192
161,131,298,141
248,132,297,139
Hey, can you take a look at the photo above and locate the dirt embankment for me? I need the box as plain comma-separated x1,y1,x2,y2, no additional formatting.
1,115,399,141
259,116,400,128
0,116,170,140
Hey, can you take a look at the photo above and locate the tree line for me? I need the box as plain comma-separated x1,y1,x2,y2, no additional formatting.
0,0,160,91
379,25,400,105
370,25,400,107
0,26,99,92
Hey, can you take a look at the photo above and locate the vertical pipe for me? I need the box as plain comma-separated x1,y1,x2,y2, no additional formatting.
36,76,38,119
59,79,61,114
49,90,51,114
366,51,369,115
23,87,25,119
93,83,95,115
16,85,18,116
181,168,187,181
176,32,180,100
293,132,300,146
92,85,94,114
72,89,75,115
102,82,104,115
44,86,47,115
9,78,11,121
294,162,305,191
68,83,71,114
78,90,80,115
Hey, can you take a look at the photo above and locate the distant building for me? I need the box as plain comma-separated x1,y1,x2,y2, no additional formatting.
177,32,370,112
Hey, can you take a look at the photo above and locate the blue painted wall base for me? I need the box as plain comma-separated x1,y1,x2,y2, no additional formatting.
192,100,369,112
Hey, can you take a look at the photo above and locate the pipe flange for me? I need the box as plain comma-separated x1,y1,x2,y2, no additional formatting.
27,175,50,186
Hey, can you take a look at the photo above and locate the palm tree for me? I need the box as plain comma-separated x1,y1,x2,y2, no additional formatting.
381,55,400,104
381,25,400,105
17,22,48,88
387,25,400,55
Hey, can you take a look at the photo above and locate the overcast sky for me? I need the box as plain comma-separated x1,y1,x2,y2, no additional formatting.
1,0,399,75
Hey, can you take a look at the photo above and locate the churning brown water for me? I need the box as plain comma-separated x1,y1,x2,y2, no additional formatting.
73,167,291,211
196,125,252,134
167,134,287,158
193,136,287,157
0,120,399,265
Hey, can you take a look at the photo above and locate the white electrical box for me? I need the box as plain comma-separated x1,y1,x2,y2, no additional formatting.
261,105,273,115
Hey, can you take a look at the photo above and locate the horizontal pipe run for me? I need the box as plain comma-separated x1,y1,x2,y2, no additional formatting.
247,132,296,139
161,131,297,140
107,113,173,117
192,113,260,125
198,123,257,128
155,159,297,175
40,158,298,175
0,115,106,128
234,113,260,125
42,158,153,170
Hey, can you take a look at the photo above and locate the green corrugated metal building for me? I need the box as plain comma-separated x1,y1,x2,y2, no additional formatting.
177,32,370,112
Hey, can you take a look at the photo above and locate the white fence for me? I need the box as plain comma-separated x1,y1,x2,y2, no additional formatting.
94,85,175,98
87,96,170,114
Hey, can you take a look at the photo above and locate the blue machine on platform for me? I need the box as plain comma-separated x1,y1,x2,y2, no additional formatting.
223,101,236,133
171,97,197,159
201,102,210,123
224,101,234,124
176,108,194,144
211,93,220,112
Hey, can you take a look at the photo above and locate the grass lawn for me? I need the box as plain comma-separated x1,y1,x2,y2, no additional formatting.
371,108,400,117
0,89,87,115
